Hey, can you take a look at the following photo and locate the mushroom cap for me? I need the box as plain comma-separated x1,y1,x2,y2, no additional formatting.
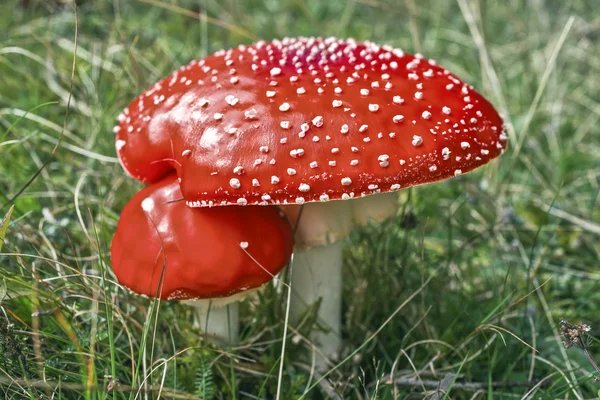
111,174,294,300
115,37,507,207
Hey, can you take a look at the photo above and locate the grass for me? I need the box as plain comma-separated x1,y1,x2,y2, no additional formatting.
0,0,599,398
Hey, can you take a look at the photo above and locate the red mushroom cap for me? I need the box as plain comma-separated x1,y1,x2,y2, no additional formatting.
111,174,294,300
114,37,507,207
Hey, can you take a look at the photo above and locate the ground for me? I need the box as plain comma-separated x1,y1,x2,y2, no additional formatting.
0,0,599,399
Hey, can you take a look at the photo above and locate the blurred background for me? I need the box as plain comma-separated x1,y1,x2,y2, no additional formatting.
0,0,599,398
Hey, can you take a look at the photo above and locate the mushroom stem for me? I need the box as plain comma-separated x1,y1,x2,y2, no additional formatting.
290,241,343,362
191,301,239,344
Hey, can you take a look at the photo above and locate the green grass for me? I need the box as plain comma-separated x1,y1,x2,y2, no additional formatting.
1,0,599,398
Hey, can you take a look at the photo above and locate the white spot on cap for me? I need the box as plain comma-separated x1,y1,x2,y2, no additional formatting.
240,241,249,249
319,194,330,201
116,140,126,151
429,165,437,172
422,111,432,120
341,124,349,134
461,141,470,149
393,115,404,123
393,96,404,104
312,116,324,127
412,135,423,146
332,100,343,108
244,109,258,120
442,147,451,160
270,67,282,76
237,198,248,205
360,88,370,95
369,104,379,112
341,177,352,186
229,178,241,189
309,161,318,168
182,149,191,157
390,183,401,190
225,95,239,106
266,90,276,98
378,154,390,168
290,148,305,158
287,168,296,176
279,102,291,112
297,87,306,94
299,183,311,192
296,197,305,204
271,176,280,184
454,169,462,176
233,166,245,175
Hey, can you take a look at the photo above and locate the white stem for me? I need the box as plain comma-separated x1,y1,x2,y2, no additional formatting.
290,241,343,363
191,302,239,344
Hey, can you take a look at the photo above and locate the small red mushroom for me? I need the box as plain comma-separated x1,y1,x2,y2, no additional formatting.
112,174,293,299
113,37,507,358
111,174,293,340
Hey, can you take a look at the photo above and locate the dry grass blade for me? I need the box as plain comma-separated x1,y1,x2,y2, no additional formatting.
536,201,600,235
477,324,538,353
510,16,576,161
0,205,14,253
138,0,260,41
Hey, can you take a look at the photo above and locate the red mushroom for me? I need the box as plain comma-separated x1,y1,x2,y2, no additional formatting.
113,37,507,358
111,174,293,341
